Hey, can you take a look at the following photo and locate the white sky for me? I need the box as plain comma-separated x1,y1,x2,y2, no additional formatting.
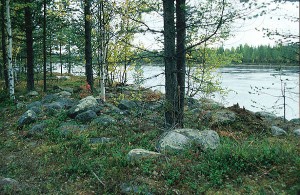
134,0,299,50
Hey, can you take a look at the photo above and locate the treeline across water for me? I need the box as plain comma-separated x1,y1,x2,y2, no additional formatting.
217,43,299,65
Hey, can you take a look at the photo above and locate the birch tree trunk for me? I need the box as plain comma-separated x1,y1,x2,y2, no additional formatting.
6,0,15,100
1,0,8,88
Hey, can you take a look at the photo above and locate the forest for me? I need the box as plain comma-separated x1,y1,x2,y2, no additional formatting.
0,0,299,194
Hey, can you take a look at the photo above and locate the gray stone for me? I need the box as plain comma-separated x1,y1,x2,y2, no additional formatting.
211,110,236,125
75,110,97,123
29,123,47,135
89,137,113,144
16,102,25,109
44,102,63,111
18,110,37,127
0,178,21,191
68,96,99,118
293,129,300,137
41,94,59,103
58,123,88,134
127,149,161,161
56,75,71,80
271,126,287,136
27,91,39,96
58,86,74,93
118,99,138,110
120,183,152,195
56,91,72,98
157,128,220,152
290,118,300,125
27,101,42,110
255,111,277,121
91,115,116,126
29,106,42,115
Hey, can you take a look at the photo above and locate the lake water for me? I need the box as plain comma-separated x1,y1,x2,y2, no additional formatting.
56,64,299,120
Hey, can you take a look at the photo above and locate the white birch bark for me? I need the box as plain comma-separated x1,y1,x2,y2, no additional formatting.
6,0,15,100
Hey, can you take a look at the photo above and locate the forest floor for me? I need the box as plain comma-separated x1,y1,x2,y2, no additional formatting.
0,74,299,194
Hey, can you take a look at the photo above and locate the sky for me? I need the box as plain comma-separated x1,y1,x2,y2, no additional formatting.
135,0,299,50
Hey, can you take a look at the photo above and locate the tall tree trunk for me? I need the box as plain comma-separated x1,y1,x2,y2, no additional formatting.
84,0,93,91
25,0,34,91
98,0,105,101
49,34,52,77
43,0,47,92
176,0,186,127
163,0,177,128
59,41,62,75
6,0,14,100
1,0,8,88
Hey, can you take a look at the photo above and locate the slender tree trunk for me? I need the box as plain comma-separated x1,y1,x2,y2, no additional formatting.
98,0,105,101
25,0,34,91
43,0,47,92
84,0,93,91
60,41,62,75
6,0,14,100
163,0,177,128
176,0,186,127
1,0,8,88
49,35,52,77
67,41,71,74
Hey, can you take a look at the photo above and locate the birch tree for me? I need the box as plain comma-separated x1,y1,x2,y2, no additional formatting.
6,0,14,100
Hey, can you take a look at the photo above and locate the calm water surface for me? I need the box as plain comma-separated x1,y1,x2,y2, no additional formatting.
57,64,299,120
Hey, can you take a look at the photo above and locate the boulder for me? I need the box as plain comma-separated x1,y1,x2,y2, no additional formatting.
157,128,220,152
210,110,236,125
127,149,162,161
290,118,300,125
41,94,59,104
27,91,39,96
29,123,47,135
271,126,287,136
75,110,97,123
56,91,72,98
58,86,74,93
26,101,42,110
118,99,138,110
68,96,99,118
200,99,224,110
293,129,300,137
0,178,21,192
255,111,277,121
91,115,116,126
17,110,37,127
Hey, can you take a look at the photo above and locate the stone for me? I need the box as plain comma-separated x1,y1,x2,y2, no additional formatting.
27,91,39,96
58,86,74,93
127,149,162,161
0,178,21,192
89,137,113,144
75,110,97,123
210,110,236,125
56,91,72,98
18,110,37,127
56,75,71,80
29,123,47,135
26,101,42,110
118,99,138,110
68,96,99,118
271,126,287,136
290,118,300,125
91,115,116,126
120,183,152,195
293,129,300,137
255,111,277,121
157,128,220,152
44,102,63,111
58,123,88,134
41,94,59,103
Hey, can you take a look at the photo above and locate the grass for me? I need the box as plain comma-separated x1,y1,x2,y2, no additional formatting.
0,75,299,194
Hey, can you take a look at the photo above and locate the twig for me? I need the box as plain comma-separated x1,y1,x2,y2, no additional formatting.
91,170,106,187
